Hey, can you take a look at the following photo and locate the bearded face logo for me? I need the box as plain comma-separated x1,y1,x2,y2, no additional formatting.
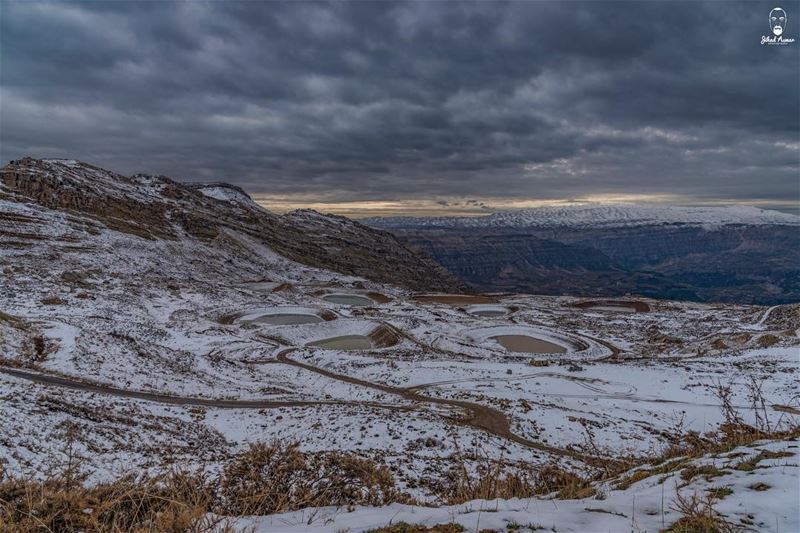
770,7,787,36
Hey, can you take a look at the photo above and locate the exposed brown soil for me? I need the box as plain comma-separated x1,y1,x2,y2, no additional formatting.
216,312,242,325
271,282,293,292
492,334,567,354
369,324,402,348
366,291,392,304
318,309,338,321
573,300,651,313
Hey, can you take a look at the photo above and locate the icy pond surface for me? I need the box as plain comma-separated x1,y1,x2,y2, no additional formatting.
492,334,567,354
322,294,373,306
590,305,636,313
307,335,373,350
249,313,323,325
471,309,507,317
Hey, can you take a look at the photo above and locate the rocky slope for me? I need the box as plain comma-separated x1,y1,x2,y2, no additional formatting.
0,157,460,292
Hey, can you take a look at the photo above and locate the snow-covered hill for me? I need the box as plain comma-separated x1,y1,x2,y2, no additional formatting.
1,157,798,532
0,157,458,291
367,204,800,229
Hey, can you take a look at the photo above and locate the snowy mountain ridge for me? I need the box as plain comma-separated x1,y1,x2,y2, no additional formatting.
366,204,800,229
190,182,263,211
0,157,460,291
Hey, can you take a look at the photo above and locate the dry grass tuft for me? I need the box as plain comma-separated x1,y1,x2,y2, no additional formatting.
664,491,739,532
429,458,595,504
366,523,465,533
0,439,407,531
219,441,407,515
732,449,793,472
679,465,729,485
0,470,232,533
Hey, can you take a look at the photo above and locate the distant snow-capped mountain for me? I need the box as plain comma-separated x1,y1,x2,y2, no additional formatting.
365,203,800,305
366,204,800,229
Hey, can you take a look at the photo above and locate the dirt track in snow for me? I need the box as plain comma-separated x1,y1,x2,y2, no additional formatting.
275,349,598,462
0,348,599,463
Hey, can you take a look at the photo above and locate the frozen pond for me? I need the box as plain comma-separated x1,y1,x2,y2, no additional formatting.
470,309,507,317
307,335,374,350
248,313,323,325
322,294,373,306
591,305,636,313
492,334,567,354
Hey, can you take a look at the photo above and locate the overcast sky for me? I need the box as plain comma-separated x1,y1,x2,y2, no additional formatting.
1,1,798,216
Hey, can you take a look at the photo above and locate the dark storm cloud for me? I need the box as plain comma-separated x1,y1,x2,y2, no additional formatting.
1,0,798,203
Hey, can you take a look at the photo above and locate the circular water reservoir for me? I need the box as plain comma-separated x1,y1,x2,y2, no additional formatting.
492,335,567,354
306,335,373,350
249,313,323,325
590,305,636,313
322,294,373,306
472,309,507,317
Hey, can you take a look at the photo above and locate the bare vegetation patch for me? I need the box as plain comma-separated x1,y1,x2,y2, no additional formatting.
426,445,595,504
0,440,409,532
0,469,231,533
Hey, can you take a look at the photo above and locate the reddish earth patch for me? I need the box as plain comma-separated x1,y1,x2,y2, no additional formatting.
573,300,650,313
318,309,338,321
271,283,293,293
369,323,402,348
366,291,392,304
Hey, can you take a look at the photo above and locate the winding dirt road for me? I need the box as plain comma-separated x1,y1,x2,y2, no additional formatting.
275,349,596,462
0,365,409,412
1,349,598,463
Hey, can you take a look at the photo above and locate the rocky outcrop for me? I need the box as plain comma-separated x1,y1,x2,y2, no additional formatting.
0,158,461,292
1,158,174,239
